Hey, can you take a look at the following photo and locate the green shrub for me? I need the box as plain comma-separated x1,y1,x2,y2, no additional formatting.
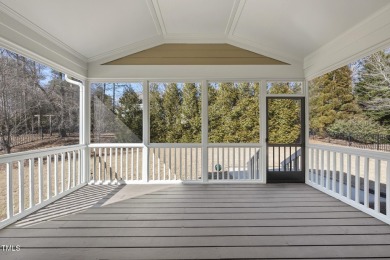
326,118,389,143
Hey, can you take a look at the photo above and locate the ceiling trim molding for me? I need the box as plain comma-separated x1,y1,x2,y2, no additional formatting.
0,2,87,63
87,35,164,64
226,0,245,36
228,35,303,66
150,0,167,36
304,2,390,80
146,0,163,35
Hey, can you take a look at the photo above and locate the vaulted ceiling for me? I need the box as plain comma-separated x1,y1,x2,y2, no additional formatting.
1,0,390,64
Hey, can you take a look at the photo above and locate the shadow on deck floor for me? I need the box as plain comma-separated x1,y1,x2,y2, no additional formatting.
14,185,125,227
1,183,390,259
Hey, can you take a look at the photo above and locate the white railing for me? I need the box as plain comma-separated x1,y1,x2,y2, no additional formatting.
0,142,264,228
307,143,390,224
280,147,302,171
149,144,202,182
89,143,263,183
89,144,143,184
0,145,86,228
208,144,262,181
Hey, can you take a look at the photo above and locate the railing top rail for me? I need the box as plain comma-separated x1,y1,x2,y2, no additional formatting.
308,143,390,161
0,144,86,164
208,143,262,148
89,143,144,148
89,143,262,148
268,143,303,147
149,143,202,148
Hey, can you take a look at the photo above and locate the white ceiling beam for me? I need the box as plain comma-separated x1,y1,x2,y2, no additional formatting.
225,0,246,36
149,0,167,36
225,0,303,66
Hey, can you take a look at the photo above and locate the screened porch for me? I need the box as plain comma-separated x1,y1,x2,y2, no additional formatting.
1,0,390,259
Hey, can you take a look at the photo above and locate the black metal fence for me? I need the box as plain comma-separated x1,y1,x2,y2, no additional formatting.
309,130,390,152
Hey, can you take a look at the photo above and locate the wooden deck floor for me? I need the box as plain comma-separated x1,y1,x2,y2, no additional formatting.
1,184,390,259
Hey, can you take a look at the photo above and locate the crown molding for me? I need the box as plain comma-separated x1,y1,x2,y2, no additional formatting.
228,35,303,66
0,2,87,63
226,0,245,36
304,2,390,80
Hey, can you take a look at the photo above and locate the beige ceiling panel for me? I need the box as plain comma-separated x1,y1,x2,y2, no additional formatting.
104,44,287,65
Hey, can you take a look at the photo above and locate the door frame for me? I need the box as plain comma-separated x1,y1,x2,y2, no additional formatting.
265,96,306,183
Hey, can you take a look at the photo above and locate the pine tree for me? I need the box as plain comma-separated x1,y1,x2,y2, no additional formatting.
117,87,143,142
149,83,165,143
208,82,259,143
268,84,301,143
208,82,239,142
228,82,259,142
180,83,201,143
162,83,182,142
355,50,390,125
309,66,361,136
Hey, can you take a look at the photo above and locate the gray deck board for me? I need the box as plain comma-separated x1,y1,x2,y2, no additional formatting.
2,234,390,247
2,225,390,237
0,183,389,259
3,246,390,260
80,205,359,213
24,217,384,229
105,201,347,207
56,211,369,221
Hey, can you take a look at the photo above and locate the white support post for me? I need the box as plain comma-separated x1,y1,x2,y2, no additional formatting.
201,80,208,182
260,80,267,183
142,80,150,183
65,75,89,185
82,81,90,184
304,80,310,184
